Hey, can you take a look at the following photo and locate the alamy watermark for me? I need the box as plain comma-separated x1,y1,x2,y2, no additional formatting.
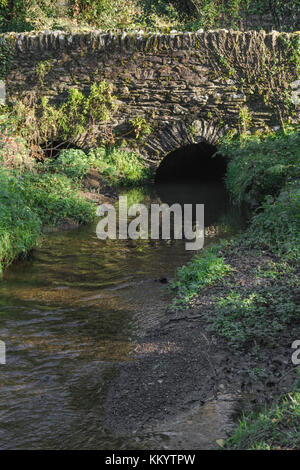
0,340,5,364
292,340,300,365
0,80,6,105
96,196,204,251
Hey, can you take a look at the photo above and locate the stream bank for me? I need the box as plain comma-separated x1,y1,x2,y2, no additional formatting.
104,127,300,450
103,246,299,449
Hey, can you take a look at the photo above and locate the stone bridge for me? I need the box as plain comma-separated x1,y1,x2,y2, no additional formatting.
1,30,299,165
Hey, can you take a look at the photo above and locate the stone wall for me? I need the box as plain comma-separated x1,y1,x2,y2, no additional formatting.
1,30,299,163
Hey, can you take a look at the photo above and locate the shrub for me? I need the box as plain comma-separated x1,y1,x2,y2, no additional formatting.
48,148,94,180
244,183,300,259
89,146,151,187
220,128,300,206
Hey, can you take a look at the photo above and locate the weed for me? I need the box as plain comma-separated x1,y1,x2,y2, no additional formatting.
225,381,300,449
171,244,232,308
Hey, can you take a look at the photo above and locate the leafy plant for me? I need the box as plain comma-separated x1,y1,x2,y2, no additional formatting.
35,60,52,85
219,127,300,206
239,106,252,134
89,146,152,187
9,81,118,154
130,117,152,140
46,148,94,179
171,244,232,307
207,286,299,348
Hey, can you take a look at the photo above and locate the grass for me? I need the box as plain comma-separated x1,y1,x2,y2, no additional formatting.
224,373,300,450
170,244,232,308
0,163,95,274
0,168,41,275
19,172,95,226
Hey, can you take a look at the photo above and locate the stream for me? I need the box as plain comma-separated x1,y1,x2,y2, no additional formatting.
0,181,244,450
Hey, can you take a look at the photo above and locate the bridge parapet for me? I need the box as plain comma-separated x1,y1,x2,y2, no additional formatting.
0,29,298,162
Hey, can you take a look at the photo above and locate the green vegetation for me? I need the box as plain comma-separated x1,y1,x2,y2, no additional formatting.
46,148,93,180
172,126,300,320
208,282,299,348
88,147,151,187
221,128,300,206
129,117,152,141
0,164,95,274
9,81,118,152
19,172,95,226
0,0,299,33
245,184,300,259
221,128,300,259
0,168,41,275
47,146,151,187
224,377,300,449
174,126,300,304
172,129,300,310
171,244,232,307
171,125,300,450
0,103,151,274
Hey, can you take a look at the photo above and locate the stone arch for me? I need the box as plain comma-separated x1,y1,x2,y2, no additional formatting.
140,119,229,167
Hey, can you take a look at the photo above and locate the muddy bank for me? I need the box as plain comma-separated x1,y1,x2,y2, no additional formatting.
104,248,299,447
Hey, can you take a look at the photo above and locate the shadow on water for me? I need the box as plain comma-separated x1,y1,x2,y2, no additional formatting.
0,180,245,449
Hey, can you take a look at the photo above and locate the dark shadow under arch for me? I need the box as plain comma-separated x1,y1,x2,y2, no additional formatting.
155,142,226,183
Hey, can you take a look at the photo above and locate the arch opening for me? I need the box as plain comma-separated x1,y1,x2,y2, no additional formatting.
155,142,226,183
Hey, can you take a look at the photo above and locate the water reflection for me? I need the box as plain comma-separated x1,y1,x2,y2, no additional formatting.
0,182,243,449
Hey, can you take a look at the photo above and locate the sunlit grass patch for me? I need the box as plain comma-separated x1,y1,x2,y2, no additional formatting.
225,375,300,450
206,285,299,349
170,244,232,308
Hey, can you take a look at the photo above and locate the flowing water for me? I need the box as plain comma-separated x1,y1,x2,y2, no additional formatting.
0,182,244,450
